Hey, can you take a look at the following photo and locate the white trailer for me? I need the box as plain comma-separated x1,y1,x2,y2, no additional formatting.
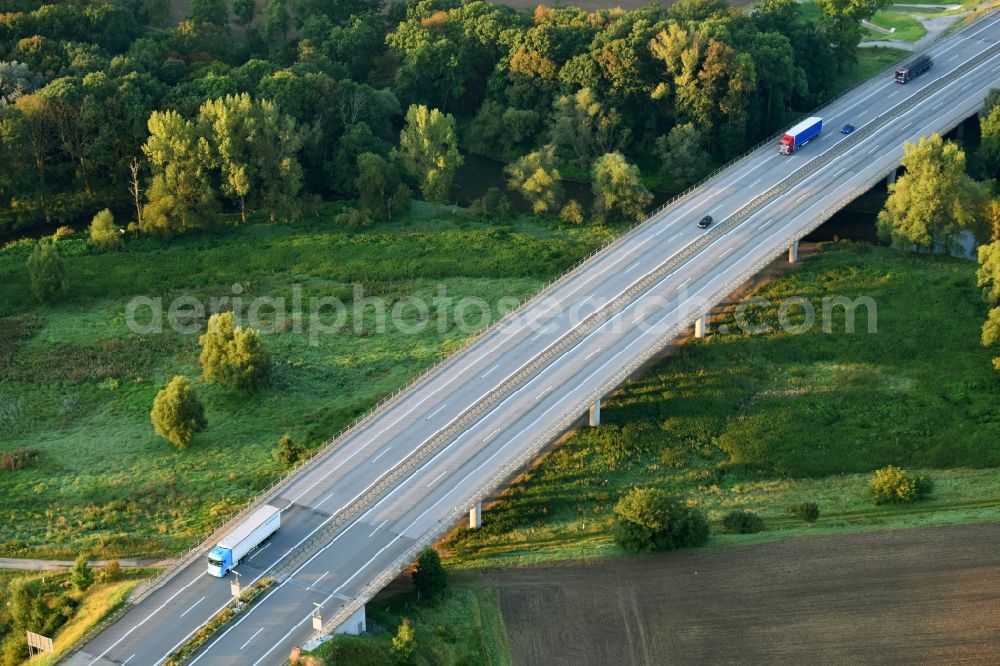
207,505,281,577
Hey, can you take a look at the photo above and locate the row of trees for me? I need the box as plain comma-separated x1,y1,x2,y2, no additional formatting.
1,0,890,233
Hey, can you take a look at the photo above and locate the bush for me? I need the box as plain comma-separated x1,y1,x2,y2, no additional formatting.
26,241,68,303
88,209,122,250
391,617,416,664
199,312,270,392
273,434,307,468
469,187,511,221
150,375,207,449
412,547,447,601
100,560,122,583
613,488,709,553
560,199,584,224
71,553,94,592
869,465,933,504
722,509,764,534
0,448,41,471
790,502,820,523
52,225,76,241
335,207,374,229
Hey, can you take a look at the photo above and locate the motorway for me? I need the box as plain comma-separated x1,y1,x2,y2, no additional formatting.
69,12,1000,666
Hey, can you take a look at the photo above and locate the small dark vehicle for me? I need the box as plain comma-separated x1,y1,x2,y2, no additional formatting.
698,215,713,229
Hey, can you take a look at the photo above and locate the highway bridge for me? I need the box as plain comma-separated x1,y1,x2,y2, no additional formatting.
66,10,1000,665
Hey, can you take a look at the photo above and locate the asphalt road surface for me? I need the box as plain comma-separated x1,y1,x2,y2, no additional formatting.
488,522,1000,665
69,12,1000,666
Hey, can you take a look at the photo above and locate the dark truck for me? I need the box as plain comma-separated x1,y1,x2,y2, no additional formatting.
895,54,932,83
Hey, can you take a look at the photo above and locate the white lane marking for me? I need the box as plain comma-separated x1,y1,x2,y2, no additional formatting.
369,447,391,463
536,386,554,400
627,261,641,271
666,233,681,243
529,326,551,342
179,596,206,618
867,145,879,154
86,571,209,665
122,656,135,665
482,427,501,442
426,469,448,487
479,364,499,379
831,167,848,180
368,520,388,539
748,177,762,188
584,346,603,360
718,247,735,259
676,277,692,290
247,543,271,561
240,628,263,650
309,571,330,589
757,220,772,231
795,193,809,203
424,404,447,421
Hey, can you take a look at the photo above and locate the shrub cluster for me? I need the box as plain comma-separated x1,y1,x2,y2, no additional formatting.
869,465,933,504
613,487,709,553
722,509,764,534
0,448,41,471
789,502,820,523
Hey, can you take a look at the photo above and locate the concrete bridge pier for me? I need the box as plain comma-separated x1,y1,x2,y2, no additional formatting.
469,501,482,529
588,399,601,427
694,314,708,339
332,605,366,636
788,240,799,264
886,167,898,187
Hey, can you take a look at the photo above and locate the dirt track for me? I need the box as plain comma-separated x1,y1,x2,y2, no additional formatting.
468,523,1000,665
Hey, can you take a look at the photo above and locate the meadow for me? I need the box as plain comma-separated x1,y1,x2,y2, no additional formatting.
0,204,611,558
443,242,1000,568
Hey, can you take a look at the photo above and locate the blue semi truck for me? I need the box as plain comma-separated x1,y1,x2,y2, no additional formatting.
207,505,281,577
778,117,823,155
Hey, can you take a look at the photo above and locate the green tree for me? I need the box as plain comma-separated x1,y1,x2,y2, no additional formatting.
71,553,94,592
392,104,463,205
412,548,447,601
356,152,411,222
273,434,308,467
613,487,709,553
232,0,256,32
505,146,564,215
199,93,304,223
391,617,416,664
199,312,271,392
818,0,893,70
592,152,652,224
141,110,216,237
655,123,712,193
151,375,207,449
26,241,68,304
877,135,986,251
88,208,121,250
980,103,1000,179
560,199,585,225
978,239,1000,302
187,0,228,27
549,88,629,167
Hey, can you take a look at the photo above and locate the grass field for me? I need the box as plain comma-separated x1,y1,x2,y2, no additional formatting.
864,11,929,41
442,242,1000,569
307,587,511,666
0,204,610,559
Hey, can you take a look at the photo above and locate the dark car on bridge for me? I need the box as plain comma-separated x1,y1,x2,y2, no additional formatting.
841,124,856,135
698,215,713,229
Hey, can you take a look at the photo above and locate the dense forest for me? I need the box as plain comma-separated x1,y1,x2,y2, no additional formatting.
0,0,891,235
